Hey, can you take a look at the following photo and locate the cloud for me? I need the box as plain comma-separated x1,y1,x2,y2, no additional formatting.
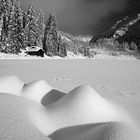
21,0,131,35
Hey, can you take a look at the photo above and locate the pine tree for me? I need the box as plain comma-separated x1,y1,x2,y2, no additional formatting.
43,12,60,56
0,16,3,41
0,0,12,42
36,9,44,34
0,0,11,16
36,9,44,47
6,0,27,54
22,11,27,29
123,42,129,51
57,35,67,57
26,5,39,47
59,43,67,57
130,42,138,52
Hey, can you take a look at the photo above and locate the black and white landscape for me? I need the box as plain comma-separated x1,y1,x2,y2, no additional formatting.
0,60,140,140
0,0,140,140
0,0,140,59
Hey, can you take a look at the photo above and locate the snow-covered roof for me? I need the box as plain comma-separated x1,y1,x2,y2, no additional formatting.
26,46,44,52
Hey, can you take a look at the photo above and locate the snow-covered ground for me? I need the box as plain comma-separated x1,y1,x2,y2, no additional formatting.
0,51,137,60
0,59,140,140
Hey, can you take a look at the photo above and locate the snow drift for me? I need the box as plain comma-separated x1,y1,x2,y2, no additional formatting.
50,122,139,140
46,85,127,123
30,85,130,135
0,75,139,140
0,93,51,140
0,76,24,95
41,89,65,106
21,80,52,102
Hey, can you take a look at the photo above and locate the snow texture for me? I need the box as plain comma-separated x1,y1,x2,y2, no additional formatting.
0,58,140,140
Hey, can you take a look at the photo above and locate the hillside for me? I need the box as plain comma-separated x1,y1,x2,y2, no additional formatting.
90,14,140,46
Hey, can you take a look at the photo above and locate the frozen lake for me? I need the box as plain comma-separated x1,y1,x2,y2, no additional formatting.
0,59,140,93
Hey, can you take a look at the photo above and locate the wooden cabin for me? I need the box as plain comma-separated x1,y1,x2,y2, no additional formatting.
26,46,45,57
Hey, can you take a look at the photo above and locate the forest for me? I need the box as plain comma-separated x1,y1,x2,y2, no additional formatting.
0,0,67,57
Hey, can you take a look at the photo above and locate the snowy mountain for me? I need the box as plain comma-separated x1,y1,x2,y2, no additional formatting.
58,31,92,43
90,14,140,46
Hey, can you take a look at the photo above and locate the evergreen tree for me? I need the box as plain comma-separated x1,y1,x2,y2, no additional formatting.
0,0,12,42
22,11,27,29
59,43,67,57
0,0,11,16
123,42,129,51
6,0,27,54
36,9,44,47
36,9,44,34
26,5,39,46
0,16,3,41
57,35,67,57
130,42,138,52
43,12,60,56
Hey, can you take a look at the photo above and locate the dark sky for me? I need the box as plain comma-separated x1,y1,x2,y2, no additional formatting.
20,0,140,35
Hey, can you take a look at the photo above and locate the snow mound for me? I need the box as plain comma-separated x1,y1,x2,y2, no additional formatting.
0,75,24,95
41,89,65,106
49,122,139,140
47,85,127,124
21,80,53,102
30,85,130,135
0,93,51,140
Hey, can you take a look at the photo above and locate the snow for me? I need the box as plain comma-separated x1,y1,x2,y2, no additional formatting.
0,93,51,140
61,35,72,42
74,36,92,42
21,80,52,102
50,122,139,140
114,14,140,38
32,85,130,135
0,59,140,140
0,49,137,60
0,75,24,95
66,51,87,59
26,46,44,52
41,89,65,106
0,51,87,59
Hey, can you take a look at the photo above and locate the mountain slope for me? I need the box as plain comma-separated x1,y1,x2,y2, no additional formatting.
90,14,140,46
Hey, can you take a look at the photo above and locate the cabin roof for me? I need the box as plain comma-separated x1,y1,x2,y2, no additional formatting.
26,46,44,52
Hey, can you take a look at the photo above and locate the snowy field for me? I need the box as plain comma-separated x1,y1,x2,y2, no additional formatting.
0,59,139,92
0,59,140,140
0,51,137,60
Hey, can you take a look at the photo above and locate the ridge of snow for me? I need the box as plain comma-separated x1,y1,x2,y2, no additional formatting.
0,75,24,95
21,80,53,102
32,85,130,135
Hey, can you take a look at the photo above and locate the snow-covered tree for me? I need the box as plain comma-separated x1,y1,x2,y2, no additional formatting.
57,35,67,57
36,9,44,47
59,43,67,57
0,0,11,16
0,16,3,41
36,9,44,34
43,12,60,56
0,0,12,41
25,5,39,46
130,42,138,52
5,1,27,54
22,11,27,29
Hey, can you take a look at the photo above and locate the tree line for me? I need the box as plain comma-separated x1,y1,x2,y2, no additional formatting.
0,0,67,57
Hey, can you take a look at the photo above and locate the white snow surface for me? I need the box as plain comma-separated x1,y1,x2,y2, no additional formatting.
0,51,137,60
0,75,24,95
0,59,140,140
21,80,52,102
0,93,51,140
30,85,130,135
50,122,139,140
